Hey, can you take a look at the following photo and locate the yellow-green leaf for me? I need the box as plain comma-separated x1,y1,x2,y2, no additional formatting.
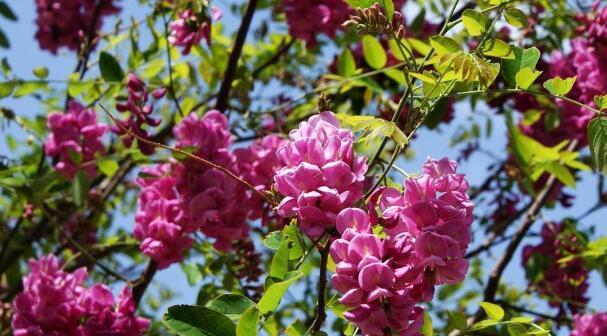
362,35,387,70
462,9,488,36
479,301,505,321
515,67,542,89
543,76,577,96
505,7,529,28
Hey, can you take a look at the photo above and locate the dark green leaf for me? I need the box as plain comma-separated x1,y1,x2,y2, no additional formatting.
505,7,528,28
206,294,254,322
72,170,90,206
0,29,8,48
0,81,15,98
163,305,236,336
588,117,607,174
0,2,17,21
502,47,541,86
99,52,125,82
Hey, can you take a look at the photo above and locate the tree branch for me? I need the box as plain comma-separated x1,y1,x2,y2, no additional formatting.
132,260,158,308
309,240,332,333
215,0,259,112
251,38,295,78
470,140,578,325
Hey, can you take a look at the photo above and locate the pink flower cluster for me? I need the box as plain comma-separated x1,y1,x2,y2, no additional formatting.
331,158,473,335
273,111,368,239
113,74,166,155
46,100,108,180
283,0,352,48
579,3,607,46
522,222,589,315
235,135,288,227
135,164,193,269
169,7,222,54
35,0,120,54
136,111,285,268
12,255,149,336
572,312,607,336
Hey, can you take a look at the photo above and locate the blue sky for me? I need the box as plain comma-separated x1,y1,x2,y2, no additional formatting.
1,1,606,334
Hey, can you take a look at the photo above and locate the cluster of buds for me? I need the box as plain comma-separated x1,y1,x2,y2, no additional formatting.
342,3,405,39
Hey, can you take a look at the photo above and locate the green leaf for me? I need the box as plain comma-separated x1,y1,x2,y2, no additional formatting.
507,323,528,336
257,272,302,314
502,47,541,86
13,81,47,98
263,231,282,250
344,0,375,8
482,39,514,59
337,48,356,77
479,302,505,321
595,95,607,111
462,9,487,36
421,312,433,336
588,117,607,174
384,68,407,85
539,161,576,187
180,263,203,286
163,305,236,336
270,238,291,280
429,36,461,55
448,311,468,331
206,294,255,322
0,81,15,98
285,319,307,336
543,76,577,96
505,8,529,28
0,2,17,21
382,0,395,20
99,52,125,82
515,67,542,90
362,35,387,70
33,67,49,79
72,170,90,207
0,29,8,48
96,158,119,177
236,306,259,336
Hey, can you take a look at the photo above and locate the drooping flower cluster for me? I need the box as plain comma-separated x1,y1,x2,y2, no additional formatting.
331,157,473,335
571,312,607,336
283,0,352,48
35,0,120,54
273,111,368,239
113,74,166,155
45,100,108,180
235,134,288,227
522,222,589,315
169,7,222,54
12,255,149,335
135,164,193,269
172,111,251,251
579,3,607,46
135,111,257,268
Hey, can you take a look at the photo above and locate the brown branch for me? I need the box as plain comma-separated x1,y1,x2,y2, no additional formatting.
470,140,578,325
214,0,259,112
98,103,274,205
309,240,332,333
495,300,570,324
132,260,158,308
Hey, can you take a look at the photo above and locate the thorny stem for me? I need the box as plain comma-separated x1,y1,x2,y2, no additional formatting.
215,0,259,112
98,103,274,206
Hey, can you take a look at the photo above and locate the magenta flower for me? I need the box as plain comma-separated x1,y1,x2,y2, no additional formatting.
135,164,193,269
172,111,250,251
12,255,149,335
45,100,108,180
35,0,120,54
113,74,165,155
273,111,368,239
169,7,222,54
234,135,288,226
283,0,352,48
571,312,607,336
522,222,589,315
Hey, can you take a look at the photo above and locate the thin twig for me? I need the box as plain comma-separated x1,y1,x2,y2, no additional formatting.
98,103,273,205
161,11,184,117
215,0,259,112
252,38,295,78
